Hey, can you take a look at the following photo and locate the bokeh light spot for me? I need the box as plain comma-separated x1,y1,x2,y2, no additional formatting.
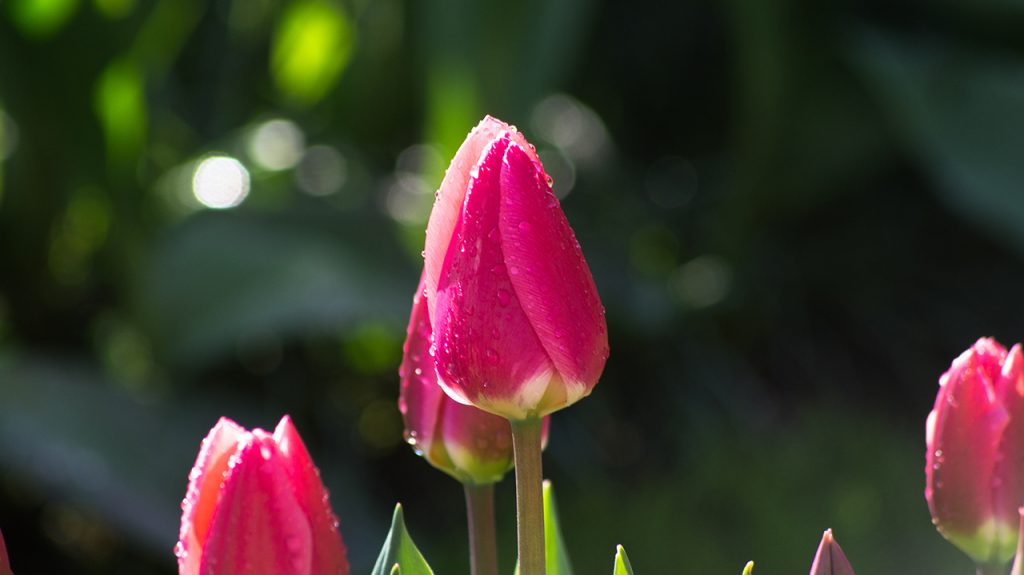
192,156,250,209
296,145,347,197
271,0,354,105
247,118,305,171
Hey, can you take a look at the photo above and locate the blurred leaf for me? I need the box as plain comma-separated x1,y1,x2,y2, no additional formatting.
854,31,1024,254
371,504,435,575
271,0,354,106
93,0,134,19
613,545,635,575
93,58,147,167
515,480,574,575
742,561,755,575
138,210,412,369
8,0,80,38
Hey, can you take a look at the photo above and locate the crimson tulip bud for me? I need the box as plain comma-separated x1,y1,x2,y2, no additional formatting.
176,416,349,575
400,273,549,484
926,338,1024,565
422,116,609,420
809,529,855,575
0,527,12,575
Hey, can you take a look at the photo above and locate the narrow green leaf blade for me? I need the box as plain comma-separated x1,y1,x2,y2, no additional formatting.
613,545,635,575
742,561,755,575
371,504,434,575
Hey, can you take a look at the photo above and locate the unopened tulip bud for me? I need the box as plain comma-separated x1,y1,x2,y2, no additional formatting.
926,338,1024,565
422,116,609,420
0,527,12,575
400,274,548,484
176,416,349,575
809,529,855,575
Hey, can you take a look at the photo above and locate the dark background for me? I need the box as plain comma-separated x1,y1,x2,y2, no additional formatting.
1,0,1023,573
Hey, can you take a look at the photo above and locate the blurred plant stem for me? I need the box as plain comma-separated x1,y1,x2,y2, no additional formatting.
465,483,498,575
511,418,545,575
978,564,1005,575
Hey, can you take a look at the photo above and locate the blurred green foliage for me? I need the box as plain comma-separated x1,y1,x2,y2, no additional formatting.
1,0,1024,573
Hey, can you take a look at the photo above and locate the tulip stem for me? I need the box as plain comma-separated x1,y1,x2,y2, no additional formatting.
511,418,546,575
465,483,499,575
977,564,1006,575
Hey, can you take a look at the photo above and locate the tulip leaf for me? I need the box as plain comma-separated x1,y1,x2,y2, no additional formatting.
371,504,435,575
742,561,755,575
613,545,635,575
515,480,574,575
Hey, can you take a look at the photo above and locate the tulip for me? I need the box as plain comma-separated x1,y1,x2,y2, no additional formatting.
925,338,1024,567
0,527,12,575
176,416,349,575
809,529,855,575
422,115,608,421
399,273,549,485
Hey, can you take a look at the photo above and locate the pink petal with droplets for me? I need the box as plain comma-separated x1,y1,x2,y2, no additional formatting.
424,117,539,323
398,273,445,457
994,344,1024,530
434,134,556,419
200,432,313,575
499,142,608,403
178,417,247,575
927,339,1009,553
274,416,350,575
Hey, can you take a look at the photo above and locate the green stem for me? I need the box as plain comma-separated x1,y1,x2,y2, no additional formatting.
977,563,1006,575
464,483,498,575
511,418,545,575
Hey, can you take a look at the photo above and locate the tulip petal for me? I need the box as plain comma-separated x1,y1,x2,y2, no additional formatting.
200,432,313,575
274,416,350,575
499,142,608,401
424,117,541,323
178,417,247,575
927,340,1011,561
398,274,445,458
434,133,557,419
809,529,855,575
440,398,514,483
995,345,1024,533
0,527,12,575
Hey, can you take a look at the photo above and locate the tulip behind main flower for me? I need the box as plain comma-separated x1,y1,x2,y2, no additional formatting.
177,416,349,575
423,116,608,420
926,338,1024,565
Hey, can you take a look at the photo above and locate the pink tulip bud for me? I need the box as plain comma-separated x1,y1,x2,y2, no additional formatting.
809,529,855,575
176,416,349,575
400,273,549,484
0,527,12,575
422,115,609,420
926,338,1024,564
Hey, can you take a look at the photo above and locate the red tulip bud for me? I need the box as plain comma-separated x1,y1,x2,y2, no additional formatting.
176,416,349,575
400,273,549,484
422,116,609,420
926,338,1024,564
809,529,855,575
0,527,12,575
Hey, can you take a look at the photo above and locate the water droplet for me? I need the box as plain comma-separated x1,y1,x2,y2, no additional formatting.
497,289,511,306
487,228,501,243
545,175,554,187
518,220,531,232
485,348,499,365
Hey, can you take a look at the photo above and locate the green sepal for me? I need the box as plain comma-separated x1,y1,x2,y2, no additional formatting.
613,545,635,575
515,480,574,575
371,504,435,575
742,561,754,575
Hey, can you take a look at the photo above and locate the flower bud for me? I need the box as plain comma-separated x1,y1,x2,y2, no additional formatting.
400,273,548,484
422,115,609,420
0,527,12,575
925,338,1024,565
176,416,349,575
809,529,855,575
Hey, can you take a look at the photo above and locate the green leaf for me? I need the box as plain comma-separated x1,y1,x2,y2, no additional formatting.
613,545,635,575
742,561,755,575
371,504,435,575
515,480,574,575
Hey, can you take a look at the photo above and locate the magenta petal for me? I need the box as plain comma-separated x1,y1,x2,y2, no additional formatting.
178,417,247,575
927,340,1009,552
809,530,856,575
424,117,508,322
499,142,608,402
273,417,350,575
200,432,313,575
994,344,1024,530
434,134,556,419
0,527,12,575
398,274,445,455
